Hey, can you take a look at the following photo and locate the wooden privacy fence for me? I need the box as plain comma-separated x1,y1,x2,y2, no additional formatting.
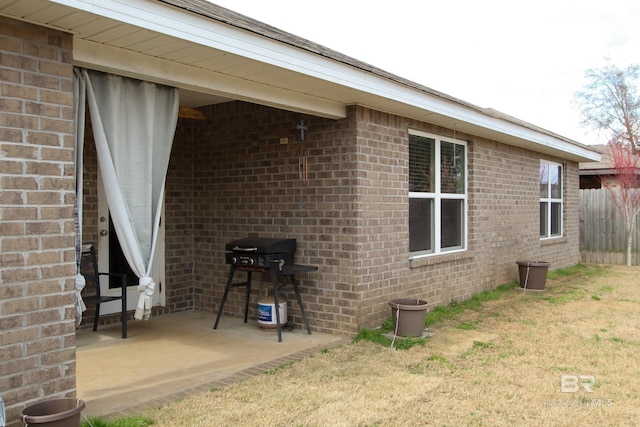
580,188,640,265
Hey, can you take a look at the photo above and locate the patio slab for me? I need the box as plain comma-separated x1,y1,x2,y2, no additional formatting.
76,311,349,419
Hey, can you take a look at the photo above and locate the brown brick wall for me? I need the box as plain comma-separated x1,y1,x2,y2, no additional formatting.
0,17,75,426
188,102,359,335
179,102,580,335
163,118,196,313
353,108,581,329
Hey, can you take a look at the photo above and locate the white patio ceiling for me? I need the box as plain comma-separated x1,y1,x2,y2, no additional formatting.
0,0,599,162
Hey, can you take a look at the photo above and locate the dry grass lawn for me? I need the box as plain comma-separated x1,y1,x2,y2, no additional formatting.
146,264,640,426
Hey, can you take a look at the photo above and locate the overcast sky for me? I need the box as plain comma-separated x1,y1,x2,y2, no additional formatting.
210,0,639,146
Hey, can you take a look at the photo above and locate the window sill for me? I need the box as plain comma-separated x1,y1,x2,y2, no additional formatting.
409,251,473,269
539,236,568,246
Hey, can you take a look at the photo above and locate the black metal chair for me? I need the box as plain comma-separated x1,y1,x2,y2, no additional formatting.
79,244,128,338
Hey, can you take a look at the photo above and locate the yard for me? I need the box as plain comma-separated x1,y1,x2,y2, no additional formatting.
139,264,639,426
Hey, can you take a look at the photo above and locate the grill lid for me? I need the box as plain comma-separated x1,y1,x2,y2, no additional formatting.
225,237,296,253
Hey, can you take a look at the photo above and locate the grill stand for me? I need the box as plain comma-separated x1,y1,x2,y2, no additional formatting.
214,264,316,342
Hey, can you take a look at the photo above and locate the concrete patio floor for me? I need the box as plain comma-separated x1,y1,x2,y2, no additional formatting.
76,311,350,419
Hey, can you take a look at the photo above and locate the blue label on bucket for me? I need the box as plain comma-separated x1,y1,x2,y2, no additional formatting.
258,304,273,322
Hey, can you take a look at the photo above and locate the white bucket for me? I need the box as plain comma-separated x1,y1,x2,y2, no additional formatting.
258,296,287,328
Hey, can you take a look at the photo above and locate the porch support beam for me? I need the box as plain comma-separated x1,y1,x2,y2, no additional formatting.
73,38,347,120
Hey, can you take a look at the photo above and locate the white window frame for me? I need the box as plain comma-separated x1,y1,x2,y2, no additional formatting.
539,159,563,239
409,129,468,258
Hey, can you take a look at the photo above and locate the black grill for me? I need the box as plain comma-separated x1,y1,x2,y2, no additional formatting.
225,237,296,269
216,236,315,342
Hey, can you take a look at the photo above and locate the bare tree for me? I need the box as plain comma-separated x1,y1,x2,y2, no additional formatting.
576,61,640,266
601,143,640,266
574,60,640,153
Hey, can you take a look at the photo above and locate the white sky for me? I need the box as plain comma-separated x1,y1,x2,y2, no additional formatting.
210,0,639,146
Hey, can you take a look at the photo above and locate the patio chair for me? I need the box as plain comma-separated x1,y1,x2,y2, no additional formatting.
79,244,128,338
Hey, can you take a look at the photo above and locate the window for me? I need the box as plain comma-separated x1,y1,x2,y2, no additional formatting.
539,160,563,238
409,130,467,256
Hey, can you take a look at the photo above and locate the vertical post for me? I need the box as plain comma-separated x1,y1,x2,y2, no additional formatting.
290,275,311,334
214,265,237,329
243,271,252,323
268,267,283,342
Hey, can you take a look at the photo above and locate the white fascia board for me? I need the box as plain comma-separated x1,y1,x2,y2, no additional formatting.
460,113,602,162
374,86,601,161
55,0,599,161
73,38,346,119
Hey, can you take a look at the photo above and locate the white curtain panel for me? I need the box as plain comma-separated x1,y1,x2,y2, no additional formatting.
73,68,87,323
80,69,178,320
73,68,86,266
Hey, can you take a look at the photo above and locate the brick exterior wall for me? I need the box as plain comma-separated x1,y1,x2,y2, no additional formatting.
353,108,581,328
187,102,359,334
0,17,76,426
165,102,580,335
164,119,197,313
